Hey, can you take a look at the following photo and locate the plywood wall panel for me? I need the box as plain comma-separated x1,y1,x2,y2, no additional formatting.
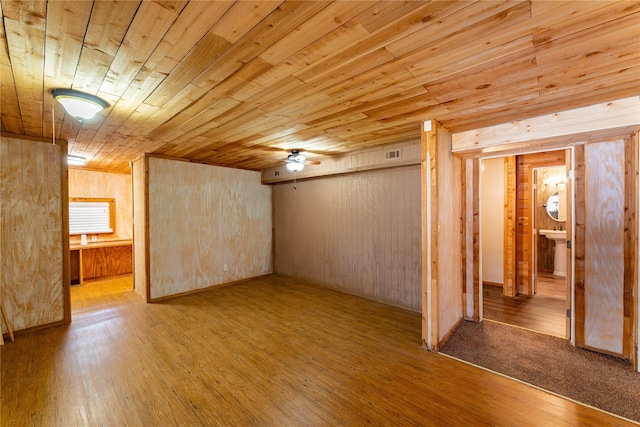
68,169,132,243
132,157,148,300
584,140,625,355
147,157,271,300
0,135,65,332
273,166,421,312
435,124,463,343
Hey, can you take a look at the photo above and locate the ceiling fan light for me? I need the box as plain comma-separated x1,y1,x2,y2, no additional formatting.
286,162,304,172
52,89,108,120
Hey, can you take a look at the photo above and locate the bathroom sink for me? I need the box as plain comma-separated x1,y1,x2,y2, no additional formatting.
539,229,566,241
539,229,567,277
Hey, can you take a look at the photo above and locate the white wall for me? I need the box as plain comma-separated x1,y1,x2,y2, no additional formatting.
481,158,505,285
143,157,272,300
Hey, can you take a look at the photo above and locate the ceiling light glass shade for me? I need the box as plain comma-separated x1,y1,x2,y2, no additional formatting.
52,89,108,120
286,162,304,172
67,155,87,166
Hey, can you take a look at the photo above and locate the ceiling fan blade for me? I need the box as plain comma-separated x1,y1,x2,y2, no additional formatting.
304,160,321,165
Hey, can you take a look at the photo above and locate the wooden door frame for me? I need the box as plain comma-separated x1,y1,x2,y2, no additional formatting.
461,138,636,370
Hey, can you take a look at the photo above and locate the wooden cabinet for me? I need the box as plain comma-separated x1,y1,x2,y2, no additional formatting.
70,240,133,285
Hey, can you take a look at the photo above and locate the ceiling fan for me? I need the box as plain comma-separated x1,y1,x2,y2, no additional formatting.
285,149,320,172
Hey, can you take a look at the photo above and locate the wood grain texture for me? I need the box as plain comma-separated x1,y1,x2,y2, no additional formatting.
574,145,587,348
132,157,148,300
68,169,132,244
0,135,65,332
2,275,634,426
79,244,132,280
516,151,566,295
564,148,573,341
504,155,517,297
623,137,637,362
2,2,639,172
462,158,474,319
453,97,640,154
146,156,272,300
584,141,625,355
472,158,481,322
433,123,463,344
273,165,421,312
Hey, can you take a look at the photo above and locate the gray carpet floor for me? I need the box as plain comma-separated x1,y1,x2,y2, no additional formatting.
439,320,640,423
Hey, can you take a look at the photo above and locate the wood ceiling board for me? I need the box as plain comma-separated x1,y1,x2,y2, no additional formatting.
3,6,46,137
385,1,518,58
82,1,140,57
71,1,140,92
406,9,534,81
143,1,234,75
2,1,639,172
535,13,640,66
0,2,23,134
189,3,332,92
531,1,640,45
143,32,232,108
147,97,240,143
99,1,182,97
258,1,373,66
425,49,538,104
151,57,274,135
293,1,468,84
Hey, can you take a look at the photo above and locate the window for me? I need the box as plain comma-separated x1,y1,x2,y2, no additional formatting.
69,198,115,235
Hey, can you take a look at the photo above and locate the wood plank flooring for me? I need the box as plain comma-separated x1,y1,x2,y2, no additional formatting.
2,274,633,426
483,273,567,337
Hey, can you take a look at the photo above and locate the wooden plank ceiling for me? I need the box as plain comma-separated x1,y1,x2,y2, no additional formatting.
1,0,639,173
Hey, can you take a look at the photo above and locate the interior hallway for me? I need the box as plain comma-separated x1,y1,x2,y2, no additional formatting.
3,275,629,426
483,273,566,337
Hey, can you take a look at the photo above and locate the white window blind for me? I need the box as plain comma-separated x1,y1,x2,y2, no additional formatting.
69,201,113,234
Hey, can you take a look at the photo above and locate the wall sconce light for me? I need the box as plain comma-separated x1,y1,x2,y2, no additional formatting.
67,155,87,166
52,89,109,120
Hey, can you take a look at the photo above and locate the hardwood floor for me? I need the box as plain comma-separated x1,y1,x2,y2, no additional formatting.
483,272,567,337
2,275,632,426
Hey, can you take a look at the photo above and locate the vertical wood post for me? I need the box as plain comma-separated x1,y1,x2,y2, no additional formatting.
421,120,437,350
472,158,481,322
503,156,517,297
574,145,586,347
624,136,637,363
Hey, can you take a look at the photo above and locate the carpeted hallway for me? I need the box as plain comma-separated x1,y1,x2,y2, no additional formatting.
440,320,640,423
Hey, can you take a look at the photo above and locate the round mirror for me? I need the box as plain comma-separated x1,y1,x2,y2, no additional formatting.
545,192,560,221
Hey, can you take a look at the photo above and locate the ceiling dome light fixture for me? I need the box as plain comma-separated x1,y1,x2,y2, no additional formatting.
52,89,109,120
67,155,87,166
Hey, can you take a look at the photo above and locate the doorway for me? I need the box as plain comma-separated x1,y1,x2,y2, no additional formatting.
480,152,570,338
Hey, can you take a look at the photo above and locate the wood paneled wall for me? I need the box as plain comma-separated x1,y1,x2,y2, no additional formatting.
583,141,625,355
436,127,463,344
0,135,68,333
273,165,421,312
68,169,132,243
132,158,148,300
142,156,272,300
515,151,566,295
421,121,463,349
